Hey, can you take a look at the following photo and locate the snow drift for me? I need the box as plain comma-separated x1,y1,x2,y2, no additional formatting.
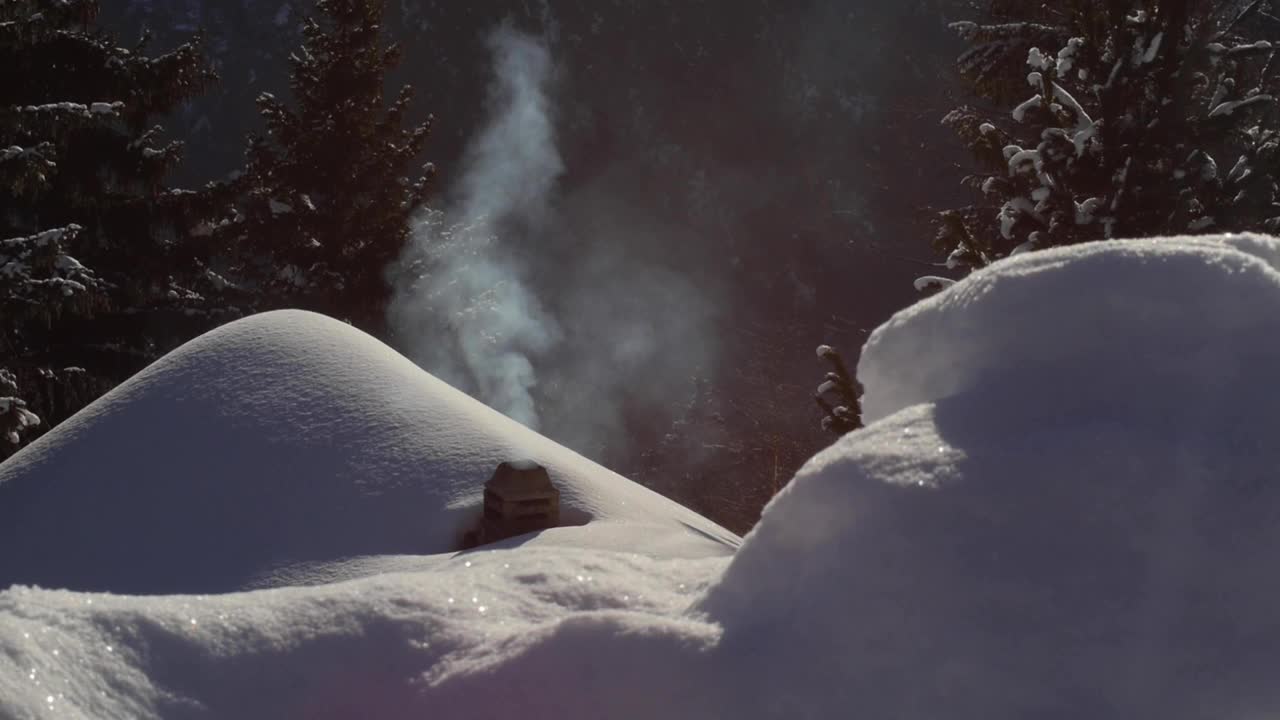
700,234,1280,717
0,310,736,595
857,233,1280,425
4,235,1280,719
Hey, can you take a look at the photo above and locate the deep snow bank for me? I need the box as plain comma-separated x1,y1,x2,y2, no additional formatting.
0,311,736,595
856,233,1280,424
5,236,1280,719
0,547,729,720
700,234,1280,717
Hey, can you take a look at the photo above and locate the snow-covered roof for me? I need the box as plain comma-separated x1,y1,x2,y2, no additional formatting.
0,310,737,595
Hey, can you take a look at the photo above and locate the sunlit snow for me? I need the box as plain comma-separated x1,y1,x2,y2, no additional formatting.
4,235,1280,718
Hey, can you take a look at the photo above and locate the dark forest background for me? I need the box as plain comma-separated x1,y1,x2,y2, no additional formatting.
9,0,1277,533
14,0,976,532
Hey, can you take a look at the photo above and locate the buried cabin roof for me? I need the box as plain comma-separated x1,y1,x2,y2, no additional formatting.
486,460,557,498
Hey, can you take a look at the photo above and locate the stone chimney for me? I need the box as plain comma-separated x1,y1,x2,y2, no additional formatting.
478,460,560,543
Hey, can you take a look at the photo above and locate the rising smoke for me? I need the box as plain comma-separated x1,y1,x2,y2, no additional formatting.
388,22,724,460
389,25,564,430
386,3,962,502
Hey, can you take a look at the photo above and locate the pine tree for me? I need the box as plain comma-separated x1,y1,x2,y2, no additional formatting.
225,0,434,334
813,344,863,436
1,0,227,456
937,0,1280,269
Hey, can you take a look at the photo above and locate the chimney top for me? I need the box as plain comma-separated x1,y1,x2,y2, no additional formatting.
486,460,555,497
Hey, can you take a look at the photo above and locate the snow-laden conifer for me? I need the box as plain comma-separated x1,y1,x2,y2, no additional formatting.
938,0,1280,268
0,0,224,456
222,0,435,334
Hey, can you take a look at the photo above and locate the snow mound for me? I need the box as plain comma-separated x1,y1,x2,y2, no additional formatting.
6,237,1280,718
700,235,1280,717
0,311,736,595
0,547,729,720
858,233,1280,424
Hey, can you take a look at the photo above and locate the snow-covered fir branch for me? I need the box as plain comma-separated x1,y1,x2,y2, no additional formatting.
937,0,1280,275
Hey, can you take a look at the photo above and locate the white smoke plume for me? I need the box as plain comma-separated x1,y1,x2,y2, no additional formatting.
388,25,562,429
390,20,727,467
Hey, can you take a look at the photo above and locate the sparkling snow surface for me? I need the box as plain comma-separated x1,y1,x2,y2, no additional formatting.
0,311,737,595
6,236,1280,718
